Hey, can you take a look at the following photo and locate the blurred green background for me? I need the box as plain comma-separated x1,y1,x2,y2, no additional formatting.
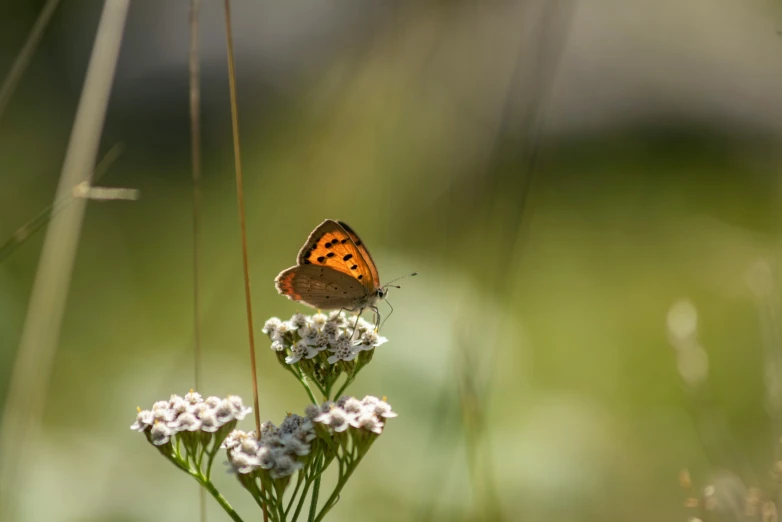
3,1,782,521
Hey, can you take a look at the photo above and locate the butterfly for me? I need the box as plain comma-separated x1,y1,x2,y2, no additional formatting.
275,219,412,330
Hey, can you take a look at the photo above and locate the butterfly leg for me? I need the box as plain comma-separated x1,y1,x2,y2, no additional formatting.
349,309,363,340
369,305,381,331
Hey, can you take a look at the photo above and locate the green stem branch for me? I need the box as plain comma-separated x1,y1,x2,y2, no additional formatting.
314,451,368,522
193,472,244,522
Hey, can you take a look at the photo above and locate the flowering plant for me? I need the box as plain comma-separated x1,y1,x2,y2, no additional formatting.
131,312,396,522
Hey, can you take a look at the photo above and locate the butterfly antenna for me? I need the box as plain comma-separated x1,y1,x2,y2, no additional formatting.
382,272,418,289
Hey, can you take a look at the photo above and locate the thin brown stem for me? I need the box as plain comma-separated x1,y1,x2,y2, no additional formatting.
223,2,267,522
188,1,205,520
189,0,203,392
223,0,259,439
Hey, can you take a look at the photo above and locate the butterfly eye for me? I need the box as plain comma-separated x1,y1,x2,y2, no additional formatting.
376,289,386,299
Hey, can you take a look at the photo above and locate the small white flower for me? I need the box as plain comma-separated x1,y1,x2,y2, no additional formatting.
299,326,320,346
229,447,261,474
310,313,328,328
361,395,380,407
260,421,278,438
285,341,306,364
192,402,210,418
328,311,348,327
257,445,280,470
355,330,387,351
152,401,175,423
150,421,173,445
239,436,261,455
314,407,350,432
272,322,292,343
270,454,303,479
356,317,375,333
286,339,318,364
226,395,252,420
169,396,191,416
221,430,246,450
271,340,284,352
169,412,201,432
215,400,236,424
305,403,326,420
184,391,203,405
281,434,311,456
289,313,308,329
204,396,221,409
212,395,251,424
341,397,363,417
327,338,357,364
130,409,154,432
199,409,222,432
296,422,316,443
352,412,384,434
279,414,305,433
322,321,340,340
372,400,397,419
310,332,328,350
262,317,282,337
328,336,351,353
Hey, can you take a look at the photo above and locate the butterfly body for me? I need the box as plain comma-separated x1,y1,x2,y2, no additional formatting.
275,220,385,320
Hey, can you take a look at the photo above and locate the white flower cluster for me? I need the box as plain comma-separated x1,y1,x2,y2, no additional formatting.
307,395,397,436
263,312,387,365
130,391,252,446
222,414,316,479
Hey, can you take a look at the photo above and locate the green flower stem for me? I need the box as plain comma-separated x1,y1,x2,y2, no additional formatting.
288,364,320,404
332,376,353,401
307,474,321,522
333,358,365,400
245,477,268,514
291,474,312,522
293,454,322,522
299,377,319,405
156,444,190,474
274,481,287,522
151,438,244,522
313,451,367,522
204,436,223,480
285,469,305,517
191,471,244,522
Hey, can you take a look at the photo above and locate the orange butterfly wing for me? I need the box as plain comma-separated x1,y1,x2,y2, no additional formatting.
335,220,380,288
295,220,378,293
